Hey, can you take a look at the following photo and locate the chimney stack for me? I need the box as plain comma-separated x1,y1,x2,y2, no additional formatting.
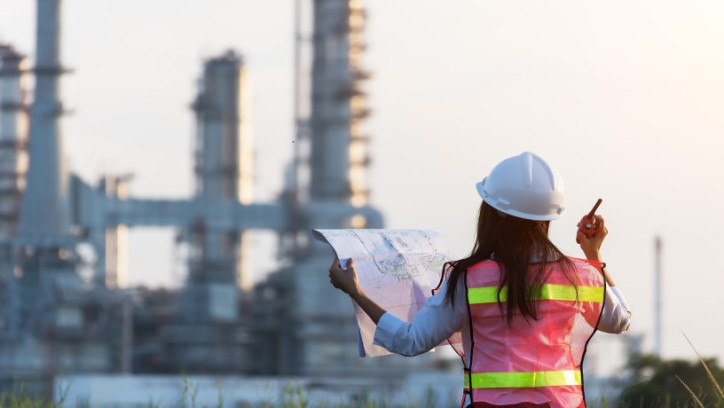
654,235,663,357
18,0,72,242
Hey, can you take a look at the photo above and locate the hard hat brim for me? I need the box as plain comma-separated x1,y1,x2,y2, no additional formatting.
476,176,564,221
475,179,487,200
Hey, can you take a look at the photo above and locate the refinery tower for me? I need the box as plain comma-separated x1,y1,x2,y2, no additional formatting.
248,0,435,380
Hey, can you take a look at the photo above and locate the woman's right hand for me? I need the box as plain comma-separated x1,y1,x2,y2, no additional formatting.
577,215,607,261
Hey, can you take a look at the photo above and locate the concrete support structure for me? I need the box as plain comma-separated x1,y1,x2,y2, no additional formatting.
102,175,132,289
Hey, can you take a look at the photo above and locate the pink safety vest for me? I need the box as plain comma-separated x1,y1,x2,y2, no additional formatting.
463,258,605,407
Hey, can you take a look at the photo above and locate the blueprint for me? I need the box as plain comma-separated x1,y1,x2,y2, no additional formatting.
312,229,453,357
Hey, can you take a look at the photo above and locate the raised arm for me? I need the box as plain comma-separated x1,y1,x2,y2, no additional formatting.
577,215,615,286
577,215,631,333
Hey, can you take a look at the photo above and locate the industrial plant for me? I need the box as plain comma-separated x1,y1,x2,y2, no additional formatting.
0,1,646,406
0,0,452,404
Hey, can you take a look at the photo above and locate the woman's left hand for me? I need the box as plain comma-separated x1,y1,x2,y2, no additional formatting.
329,258,360,296
329,258,386,324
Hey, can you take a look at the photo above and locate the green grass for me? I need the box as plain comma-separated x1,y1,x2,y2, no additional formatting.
0,382,438,408
0,382,67,408
682,332,724,405
3,343,722,408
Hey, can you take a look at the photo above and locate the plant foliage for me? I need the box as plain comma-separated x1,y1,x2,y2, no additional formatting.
619,353,724,408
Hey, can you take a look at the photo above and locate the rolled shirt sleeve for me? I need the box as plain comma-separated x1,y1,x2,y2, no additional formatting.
597,286,632,333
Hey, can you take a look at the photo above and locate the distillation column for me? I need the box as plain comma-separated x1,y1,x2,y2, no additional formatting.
297,0,374,375
14,0,84,326
1,1,113,391
158,51,253,374
278,0,424,378
18,0,72,241
0,45,30,239
187,50,253,324
0,44,28,344
309,0,371,207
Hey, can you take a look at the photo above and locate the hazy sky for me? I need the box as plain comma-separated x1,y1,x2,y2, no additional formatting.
2,0,724,366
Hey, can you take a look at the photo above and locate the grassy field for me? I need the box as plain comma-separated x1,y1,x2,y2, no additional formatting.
3,354,722,408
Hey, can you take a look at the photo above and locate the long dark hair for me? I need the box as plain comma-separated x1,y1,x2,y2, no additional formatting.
445,201,578,324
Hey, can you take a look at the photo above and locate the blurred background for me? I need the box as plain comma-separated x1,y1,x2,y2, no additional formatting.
1,0,723,406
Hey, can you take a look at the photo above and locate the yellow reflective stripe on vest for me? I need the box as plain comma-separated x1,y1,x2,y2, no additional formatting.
467,284,603,304
464,370,582,389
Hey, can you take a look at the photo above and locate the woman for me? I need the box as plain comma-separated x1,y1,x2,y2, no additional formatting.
329,152,631,407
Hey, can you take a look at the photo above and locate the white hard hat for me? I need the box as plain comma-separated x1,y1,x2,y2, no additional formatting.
475,152,565,221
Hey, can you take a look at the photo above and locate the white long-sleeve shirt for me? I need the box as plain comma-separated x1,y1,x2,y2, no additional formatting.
373,278,632,361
